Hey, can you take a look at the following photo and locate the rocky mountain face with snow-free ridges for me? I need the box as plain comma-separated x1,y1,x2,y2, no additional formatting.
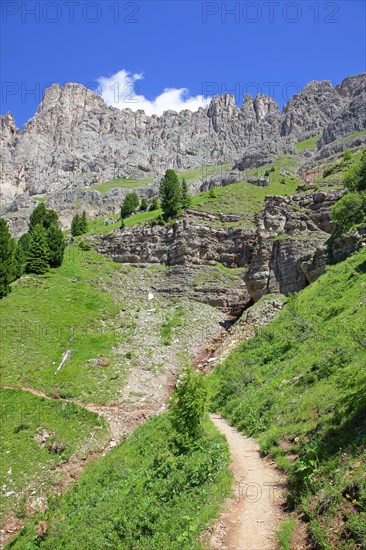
1,73,365,205
1,72,365,311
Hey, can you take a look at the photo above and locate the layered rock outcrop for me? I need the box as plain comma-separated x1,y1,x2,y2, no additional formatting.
92,186,365,312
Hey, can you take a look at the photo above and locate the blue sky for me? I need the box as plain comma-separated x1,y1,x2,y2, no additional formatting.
1,0,365,128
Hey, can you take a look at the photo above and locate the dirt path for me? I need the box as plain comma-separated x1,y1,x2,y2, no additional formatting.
208,414,287,550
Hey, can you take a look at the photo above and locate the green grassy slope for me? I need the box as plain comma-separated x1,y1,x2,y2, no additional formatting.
87,155,301,235
210,248,366,548
295,136,320,152
0,246,123,401
7,414,230,549
1,389,108,522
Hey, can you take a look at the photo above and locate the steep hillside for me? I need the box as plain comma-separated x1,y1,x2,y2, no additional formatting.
210,247,366,548
5,414,231,549
0,389,108,542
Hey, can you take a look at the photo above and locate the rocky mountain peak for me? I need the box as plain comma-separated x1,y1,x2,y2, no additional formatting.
253,94,280,122
281,79,344,139
335,73,366,98
1,112,19,144
1,73,365,207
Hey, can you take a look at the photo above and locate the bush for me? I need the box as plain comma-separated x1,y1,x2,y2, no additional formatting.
149,214,166,227
331,192,366,234
169,366,207,448
331,153,366,235
344,151,366,192
343,149,352,161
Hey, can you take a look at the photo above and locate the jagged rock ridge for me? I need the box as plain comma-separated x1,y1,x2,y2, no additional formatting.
1,73,365,205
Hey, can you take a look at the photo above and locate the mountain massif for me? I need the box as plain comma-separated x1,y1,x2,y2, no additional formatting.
1,71,366,549
1,73,365,206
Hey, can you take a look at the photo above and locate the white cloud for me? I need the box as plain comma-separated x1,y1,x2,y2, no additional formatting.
96,69,211,116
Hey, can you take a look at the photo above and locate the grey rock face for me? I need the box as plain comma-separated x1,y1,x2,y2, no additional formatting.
319,93,366,147
233,145,275,170
0,85,282,204
335,73,366,99
281,80,344,139
92,187,364,312
2,74,365,207
92,220,255,268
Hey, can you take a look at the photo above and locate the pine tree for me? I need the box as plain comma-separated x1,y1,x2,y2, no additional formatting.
140,198,148,211
26,224,50,275
79,211,88,234
13,243,26,279
15,232,31,277
0,219,16,298
71,213,81,236
180,178,191,209
121,193,139,219
150,197,160,211
29,203,58,231
159,169,181,220
47,223,66,267
29,203,47,231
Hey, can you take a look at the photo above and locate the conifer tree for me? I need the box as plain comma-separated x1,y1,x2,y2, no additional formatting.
180,178,191,209
47,223,66,267
71,213,81,236
150,197,160,211
79,210,88,234
26,224,50,275
140,197,148,211
0,219,16,298
29,203,58,231
159,169,181,220
13,243,26,279
121,193,139,218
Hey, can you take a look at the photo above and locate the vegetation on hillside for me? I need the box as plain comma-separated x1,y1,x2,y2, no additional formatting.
0,219,19,298
0,204,66,297
7,379,230,549
1,389,108,524
0,246,123,401
331,151,366,235
295,135,320,152
210,248,366,548
71,211,88,237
